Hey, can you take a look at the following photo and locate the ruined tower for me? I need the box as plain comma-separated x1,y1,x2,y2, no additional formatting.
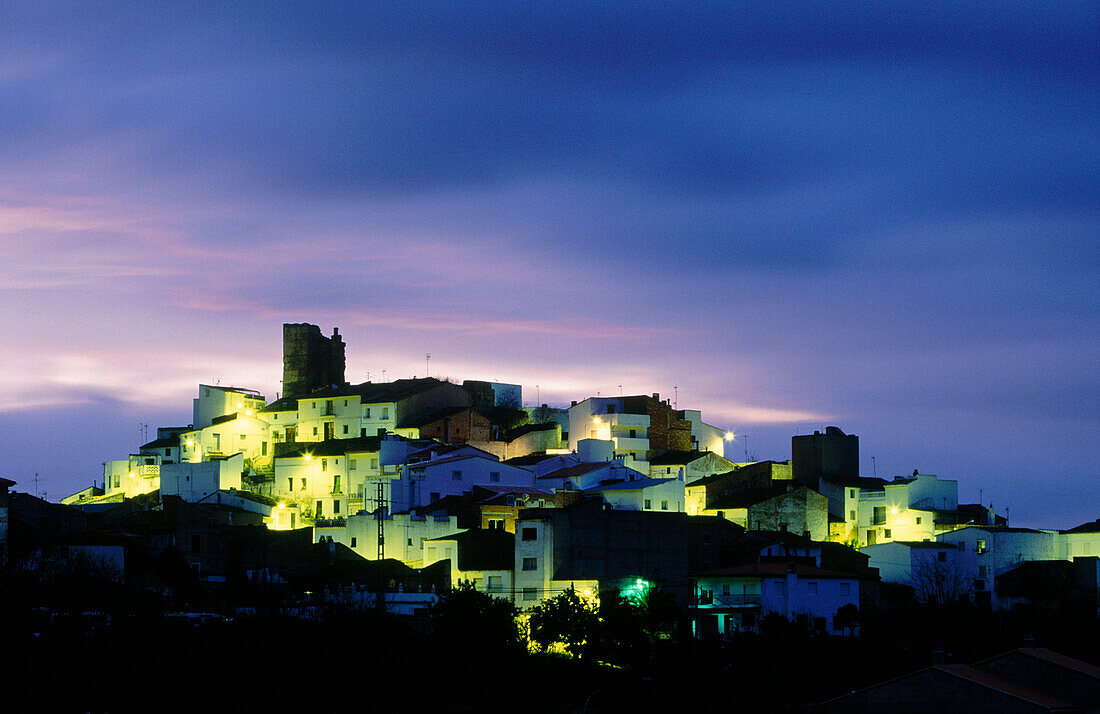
281,323,346,398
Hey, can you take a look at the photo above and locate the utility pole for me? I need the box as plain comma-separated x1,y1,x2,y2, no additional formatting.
366,479,390,612
425,353,431,378
673,386,678,409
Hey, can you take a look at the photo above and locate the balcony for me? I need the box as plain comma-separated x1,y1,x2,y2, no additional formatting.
604,413,649,428
612,436,649,452
694,594,761,608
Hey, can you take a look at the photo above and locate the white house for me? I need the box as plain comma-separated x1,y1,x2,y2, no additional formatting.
692,562,860,636
315,510,462,567
861,540,979,602
160,454,244,501
402,454,535,510
585,476,685,512
935,525,1057,610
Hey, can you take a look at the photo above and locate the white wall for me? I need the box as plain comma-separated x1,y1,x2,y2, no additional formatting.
161,454,244,501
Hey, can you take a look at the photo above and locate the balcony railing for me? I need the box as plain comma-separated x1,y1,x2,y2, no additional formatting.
694,594,761,608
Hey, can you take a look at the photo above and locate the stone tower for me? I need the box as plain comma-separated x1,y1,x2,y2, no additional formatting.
281,323,346,398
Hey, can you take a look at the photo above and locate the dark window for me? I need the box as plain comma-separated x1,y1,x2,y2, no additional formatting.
452,470,462,481
342,424,349,435
884,529,891,538
350,537,357,547
191,535,201,552
522,557,537,571
873,506,886,525
521,527,537,541
333,500,340,514
490,472,500,483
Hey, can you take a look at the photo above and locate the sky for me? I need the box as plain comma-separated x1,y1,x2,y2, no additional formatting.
1,2,1096,528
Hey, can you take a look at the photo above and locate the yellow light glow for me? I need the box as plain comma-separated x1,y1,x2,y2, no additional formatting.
245,409,253,416
724,431,734,441
128,472,135,479
304,454,312,461
278,502,286,509
236,402,243,409
891,507,898,514
186,439,194,447
582,589,592,597
593,416,601,424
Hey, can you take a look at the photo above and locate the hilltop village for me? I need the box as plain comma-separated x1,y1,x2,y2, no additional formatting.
8,323,1082,631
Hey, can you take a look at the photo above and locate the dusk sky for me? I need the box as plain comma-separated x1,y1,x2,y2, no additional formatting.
1,3,1096,527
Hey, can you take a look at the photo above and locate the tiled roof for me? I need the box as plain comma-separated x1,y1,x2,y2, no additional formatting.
1062,518,1100,534
648,450,709,466
693,562,858,579
140,436,178,449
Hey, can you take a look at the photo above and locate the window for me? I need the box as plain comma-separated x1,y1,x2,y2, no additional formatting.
521,527,537,541
849,489,856,498
213,434,220,450
333,499,340,514
408,538,413,546
522,557,537,571
873,506,886,525
505,494,515,506
884,529,892,538
661,500,669,511
487,576,502,591
840,582,850,596
300,478,306,490
644,499,652,510
915,516,922,525
487,519,504,530
312,426,318,436
452,470,462,481
343,400,348,407
342,424,349,435
699,589,713,605
721,583,730,595
522,588,537,601
239,434,246,442
807,582,818,596
321,458,328,472
288,479,294,491
629,429,636,438
976,539,986,554
315,501,323,517
490,472,500,483
371,458,379,470
350,537,357,547
978,565,988,578
365,408,371,418
261,441,268,456
381,407,389,419
165,448,171,456
333,475,341,493
350,459,357,471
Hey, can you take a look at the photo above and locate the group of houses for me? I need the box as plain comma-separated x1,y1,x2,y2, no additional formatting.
6,322,1089,636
